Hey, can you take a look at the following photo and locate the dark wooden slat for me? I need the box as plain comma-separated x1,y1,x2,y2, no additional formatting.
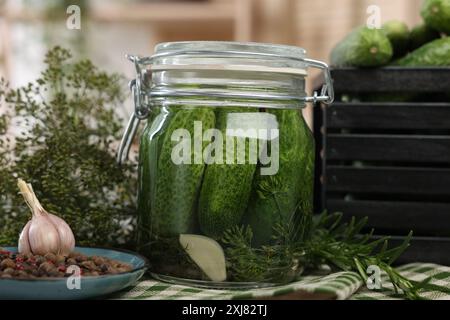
330,67,450,93
314,101,326,212
327,102,450,130
327,134,450,163
327,199,450,235
379,236,450,266
326,166,450,195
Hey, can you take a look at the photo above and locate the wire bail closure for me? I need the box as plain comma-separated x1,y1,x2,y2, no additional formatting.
116,55,149,165
302,58,334,104
117,52,334,165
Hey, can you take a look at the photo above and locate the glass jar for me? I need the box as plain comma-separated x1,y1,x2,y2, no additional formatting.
118,41,333,288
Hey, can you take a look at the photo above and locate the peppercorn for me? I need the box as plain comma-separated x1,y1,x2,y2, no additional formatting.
35,255,46,265
93,256,106,266
23,253,33,260
0,258,16,269
55,255,66,264
44,253,57,264
107,266,119,274
80,260,97,271
21,262,33,272
38,262,56,274
99,264,109,272
75,255,87,262
3,268,14,275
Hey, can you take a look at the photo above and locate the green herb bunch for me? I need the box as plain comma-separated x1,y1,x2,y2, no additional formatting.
0,47,137,247
222,214,309,284
304,212,426,299
222,211,428,299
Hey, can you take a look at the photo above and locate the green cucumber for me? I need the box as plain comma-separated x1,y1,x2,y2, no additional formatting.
331,26,393,67
198,108,257,239
245,110,314,246
409,24,441,51
422,0,450,34
137,110,170,248
394,37,450,66
152,107,215,236
382,20,410,58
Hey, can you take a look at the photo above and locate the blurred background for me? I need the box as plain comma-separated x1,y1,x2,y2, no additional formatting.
0,0,424,124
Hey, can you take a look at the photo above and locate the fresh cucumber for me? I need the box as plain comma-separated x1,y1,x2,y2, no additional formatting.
198,108,257,239
394,37,450,66
422,0,450,34
137,110,170,248
152,107,216,236
409,23,441,50
245,110,315,246
382,20,410,58
330,26,393,67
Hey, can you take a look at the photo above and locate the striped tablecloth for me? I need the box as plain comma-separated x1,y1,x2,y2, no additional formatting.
113,262,450,300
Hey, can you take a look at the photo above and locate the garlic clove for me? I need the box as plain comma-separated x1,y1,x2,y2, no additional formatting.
179,234,227,282
28,214,61,256
48,213,75,255
18,220,32,255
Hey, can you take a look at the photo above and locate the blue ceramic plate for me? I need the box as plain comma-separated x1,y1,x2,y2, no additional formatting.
0,247,148,300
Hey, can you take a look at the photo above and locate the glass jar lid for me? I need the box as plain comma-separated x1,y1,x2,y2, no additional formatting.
128,41,333,105
149,41,308,76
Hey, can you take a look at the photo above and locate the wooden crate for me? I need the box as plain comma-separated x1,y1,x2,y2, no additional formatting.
314,67,450,265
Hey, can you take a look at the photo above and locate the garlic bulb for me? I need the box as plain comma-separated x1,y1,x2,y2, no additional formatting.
17,179,75,256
